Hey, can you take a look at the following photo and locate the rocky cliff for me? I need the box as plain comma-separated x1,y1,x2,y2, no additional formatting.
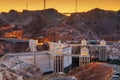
0,8,120,41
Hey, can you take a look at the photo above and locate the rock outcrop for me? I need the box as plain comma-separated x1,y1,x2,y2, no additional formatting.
67,62,113,80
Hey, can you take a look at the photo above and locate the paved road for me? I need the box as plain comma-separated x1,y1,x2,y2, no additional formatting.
98,62,120,73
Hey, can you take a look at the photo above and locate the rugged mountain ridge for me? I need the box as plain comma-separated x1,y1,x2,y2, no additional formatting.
0,8,120,41
0,8,67,38
65,8,120,40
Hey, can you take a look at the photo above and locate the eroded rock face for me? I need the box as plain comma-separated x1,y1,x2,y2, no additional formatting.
0,8,120,40
67,62,113,80
0,8,67,39
0,56,43,80
65,8,120,40
0,38,29,54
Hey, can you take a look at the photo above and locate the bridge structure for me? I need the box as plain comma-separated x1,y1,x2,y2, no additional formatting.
0,51,78,73
1,39,107,73
1,49,89,73
1,41,105,59
68,44,102,47
1,51,80,63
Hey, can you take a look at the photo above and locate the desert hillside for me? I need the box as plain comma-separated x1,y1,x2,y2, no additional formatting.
0,8,120,41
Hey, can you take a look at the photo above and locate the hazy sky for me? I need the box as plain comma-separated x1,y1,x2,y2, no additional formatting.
0,0,120,12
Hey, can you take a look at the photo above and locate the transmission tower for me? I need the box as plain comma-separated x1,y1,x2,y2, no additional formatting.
44,0,46,9
75,0,78,12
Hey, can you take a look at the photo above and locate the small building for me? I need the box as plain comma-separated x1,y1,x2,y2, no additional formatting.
29,39,38,52
54,55,64,73
81,39,87,46
98,40,107,61
100,40,106,46
98,46,107,61
54,40,64,73
79,47,90,66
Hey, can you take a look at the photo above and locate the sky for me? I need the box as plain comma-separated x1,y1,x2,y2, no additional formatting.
0,0,120,13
